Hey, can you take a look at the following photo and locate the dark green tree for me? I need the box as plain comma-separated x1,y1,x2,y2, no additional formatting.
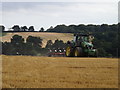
97,48,107,57
12,25,20,31
26,36,42,48
39,27,44,32
28,26,34,31
10,35,25,55
11,35,24,44
2,42,16,55
45,40,53,49
100,24,109,32
52,39,66,49
26,36,43,55
21,26,28,31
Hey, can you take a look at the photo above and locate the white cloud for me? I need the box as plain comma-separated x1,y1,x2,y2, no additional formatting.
1,2,118,31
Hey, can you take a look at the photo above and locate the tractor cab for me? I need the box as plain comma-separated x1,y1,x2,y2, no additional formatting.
73,33,94,47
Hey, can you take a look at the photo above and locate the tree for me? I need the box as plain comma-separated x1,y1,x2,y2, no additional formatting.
28,26,34,31
12,25,20,31
45,40,53,49
46,26,54,32
49,26,54,29
52,39,66,49
97,48,107,57
100,24,109,32
26,36,43,55
87,24,95,32
21,26,28,31
39,27,44,32
11,35,24,44
26,36,42,47
11,35,25,55
77,24,86,31
2,42,16,55
0,25,5,32
109,24,118,31
47,24,70,33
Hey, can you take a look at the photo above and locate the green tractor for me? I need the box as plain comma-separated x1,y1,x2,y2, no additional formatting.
65,33,97,57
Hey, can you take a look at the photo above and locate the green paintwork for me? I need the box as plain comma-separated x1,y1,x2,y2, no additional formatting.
70,34,97,56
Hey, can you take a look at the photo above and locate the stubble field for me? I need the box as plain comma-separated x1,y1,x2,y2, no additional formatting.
2,55,118,88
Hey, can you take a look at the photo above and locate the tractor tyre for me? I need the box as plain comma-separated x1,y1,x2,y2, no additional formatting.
65,46,74,57
74,47,83,57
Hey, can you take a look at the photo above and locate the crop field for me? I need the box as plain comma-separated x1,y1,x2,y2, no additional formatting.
2,55,118,88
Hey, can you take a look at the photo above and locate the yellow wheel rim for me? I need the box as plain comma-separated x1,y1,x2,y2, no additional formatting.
75,49,78,57
66,47,71,56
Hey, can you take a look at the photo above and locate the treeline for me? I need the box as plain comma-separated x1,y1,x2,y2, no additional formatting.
2,35,66,56
0,25,45,32
46,24,118,33
46,23,119,57
2,35,43,56
1,24,118,33
1,23,119,57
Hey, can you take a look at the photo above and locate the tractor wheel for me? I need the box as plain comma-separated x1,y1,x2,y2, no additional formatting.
74,47,82,57
65,46,74,57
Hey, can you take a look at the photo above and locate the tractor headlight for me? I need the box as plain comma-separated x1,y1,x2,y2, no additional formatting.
86,45,93,49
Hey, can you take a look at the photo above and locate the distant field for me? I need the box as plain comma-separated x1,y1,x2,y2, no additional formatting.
0,32,7,37
0,32,73,47
2,55,118,88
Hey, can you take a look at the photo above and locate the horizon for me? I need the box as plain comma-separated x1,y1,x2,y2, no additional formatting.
1,23,118,31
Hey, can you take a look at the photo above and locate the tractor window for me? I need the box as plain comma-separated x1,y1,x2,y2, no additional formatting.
80,36,84,41
84,37,89,42
78,36,84,42
78,37,80,40
84,37,87,41
76,36,90,42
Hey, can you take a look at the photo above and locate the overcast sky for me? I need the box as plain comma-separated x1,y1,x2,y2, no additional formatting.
0,0,119,31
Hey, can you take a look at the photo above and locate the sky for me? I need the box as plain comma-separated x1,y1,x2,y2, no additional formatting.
0,0,119,31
